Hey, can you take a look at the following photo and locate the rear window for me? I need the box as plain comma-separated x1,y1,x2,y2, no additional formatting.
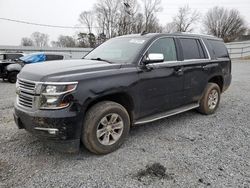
179,38,206,60
208,40,229,58
46,55,64,61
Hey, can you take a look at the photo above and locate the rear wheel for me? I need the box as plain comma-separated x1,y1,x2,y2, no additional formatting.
82,101,130,154
8,71,18,83
197,83,221,115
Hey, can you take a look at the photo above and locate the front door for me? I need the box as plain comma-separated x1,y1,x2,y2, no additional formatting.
137,37,184,118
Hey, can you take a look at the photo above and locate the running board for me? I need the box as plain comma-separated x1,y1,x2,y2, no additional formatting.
134,103,199,125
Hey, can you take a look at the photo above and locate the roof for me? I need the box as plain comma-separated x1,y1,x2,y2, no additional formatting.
117,32,221,41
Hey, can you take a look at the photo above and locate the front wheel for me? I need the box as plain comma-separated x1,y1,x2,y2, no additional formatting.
8,71,18,83
197,83,221,115
82,101,130,154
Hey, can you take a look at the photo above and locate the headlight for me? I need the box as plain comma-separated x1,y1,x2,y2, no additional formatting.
39,82,78,109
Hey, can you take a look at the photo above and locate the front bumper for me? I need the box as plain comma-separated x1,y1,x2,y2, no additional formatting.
14,104,83,153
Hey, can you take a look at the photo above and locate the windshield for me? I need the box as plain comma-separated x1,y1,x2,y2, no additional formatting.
84,37,147,64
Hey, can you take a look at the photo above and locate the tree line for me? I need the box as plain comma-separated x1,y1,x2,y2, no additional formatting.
21,0,248,48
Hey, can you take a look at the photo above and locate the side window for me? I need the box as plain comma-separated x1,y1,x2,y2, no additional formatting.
180,38,206,60
0,54,4,60
46,55,64,61
148,38,177,61
208,40,229,58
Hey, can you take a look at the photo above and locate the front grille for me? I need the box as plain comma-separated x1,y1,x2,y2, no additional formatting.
17,79,36,109
18,92,33,108
18,79,36,93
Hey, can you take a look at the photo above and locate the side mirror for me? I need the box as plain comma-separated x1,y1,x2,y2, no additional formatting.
144,53,164,64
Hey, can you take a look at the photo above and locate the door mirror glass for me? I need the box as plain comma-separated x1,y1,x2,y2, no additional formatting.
144,53,164,64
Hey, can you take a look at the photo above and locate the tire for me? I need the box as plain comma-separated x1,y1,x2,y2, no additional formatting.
82,101,130,154
197,83,221,115
8,71,18,83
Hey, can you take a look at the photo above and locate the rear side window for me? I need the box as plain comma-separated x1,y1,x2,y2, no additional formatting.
148,38,177,61
179,38,206,60
208,40,229,58
46,55,64,61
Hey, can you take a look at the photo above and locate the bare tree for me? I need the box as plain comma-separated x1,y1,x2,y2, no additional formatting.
95,0,120,38
51,35,77,47
77,33,96,48
79,11,94,34
21,37,34,46
172,5,200,32
163,22,177,33
131,13,144,33
31,32,49,47
141,0,162,32
117,0,140,35
203,7,246,42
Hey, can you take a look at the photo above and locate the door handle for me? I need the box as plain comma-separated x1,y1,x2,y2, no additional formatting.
175,68,184,76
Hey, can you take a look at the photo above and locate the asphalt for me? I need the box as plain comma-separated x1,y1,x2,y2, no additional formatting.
0,60,249,188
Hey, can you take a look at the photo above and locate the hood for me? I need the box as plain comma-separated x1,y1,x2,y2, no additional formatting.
18,59,122,82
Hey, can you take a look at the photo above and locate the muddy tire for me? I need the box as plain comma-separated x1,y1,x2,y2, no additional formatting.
197,83,221,115
82,101,130,154
8,71,18,83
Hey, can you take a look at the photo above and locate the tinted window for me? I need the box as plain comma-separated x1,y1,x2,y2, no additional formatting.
148,38,177,61
180,38,206,60
208,40,229,58
46,55,64,61
5,54,23,60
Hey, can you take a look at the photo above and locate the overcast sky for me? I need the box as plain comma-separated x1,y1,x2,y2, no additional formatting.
0,0,249,46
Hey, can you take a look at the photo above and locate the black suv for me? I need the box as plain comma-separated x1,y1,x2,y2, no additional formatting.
14,33,231,154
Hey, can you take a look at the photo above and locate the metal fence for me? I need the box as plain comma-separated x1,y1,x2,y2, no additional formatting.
226,40,250,59
0,46,92,59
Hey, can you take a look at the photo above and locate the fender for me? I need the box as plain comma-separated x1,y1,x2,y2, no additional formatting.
6,63,22,72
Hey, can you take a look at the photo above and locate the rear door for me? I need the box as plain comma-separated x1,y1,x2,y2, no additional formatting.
178,37,210,104
138,37,185,118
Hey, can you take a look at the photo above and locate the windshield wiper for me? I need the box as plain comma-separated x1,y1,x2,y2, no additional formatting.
90,57,114,64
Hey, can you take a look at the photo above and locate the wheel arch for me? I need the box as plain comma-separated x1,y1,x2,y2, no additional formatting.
84,92,135,123
208,75,224,92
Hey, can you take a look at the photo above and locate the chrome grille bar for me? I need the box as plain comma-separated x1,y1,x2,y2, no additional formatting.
17,79,37,109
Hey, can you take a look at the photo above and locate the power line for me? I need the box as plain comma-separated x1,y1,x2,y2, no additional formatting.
0,17,101,29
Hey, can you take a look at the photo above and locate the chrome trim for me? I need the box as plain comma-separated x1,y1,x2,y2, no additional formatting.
43,81,78,85
34,127,59,135
134,104,199,125
39,103,70,110
200,38,211,60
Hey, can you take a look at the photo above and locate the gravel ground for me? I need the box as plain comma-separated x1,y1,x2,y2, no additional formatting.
0,60,250,188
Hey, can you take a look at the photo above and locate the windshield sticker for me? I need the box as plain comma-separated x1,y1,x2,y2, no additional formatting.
129,39,145,44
